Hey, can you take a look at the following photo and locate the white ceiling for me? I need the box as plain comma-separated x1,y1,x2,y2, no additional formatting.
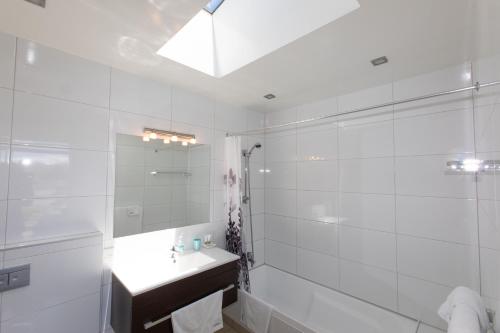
1,0,499,112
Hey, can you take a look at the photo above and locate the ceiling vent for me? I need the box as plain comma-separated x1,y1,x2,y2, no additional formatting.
24,0,46,8
371,56,388,66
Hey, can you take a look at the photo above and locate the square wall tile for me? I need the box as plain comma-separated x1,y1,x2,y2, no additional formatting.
0,200,6,246
1,244,102,321
395,108,474,156
265,161,297,189
297,190,337,223
9,146,107,199
339,226,396,271
298,96,338,121
0,32,16,89
339,120,394,159
478,200,500,250
6,196,106,244
265,214,297,245
397,235,480,288
396,196,478,245
395,155,476,198
297,160,338,191
171,87,214,128
266,134,296,163
339,193,395,232
297,128,338,161
1,293,100,333
297,248,339,289
339,84,393,115
474,104,500,153
110,69,171,119
253,239,265,267
0,144,9,200
398,274,451,330
0,88,13,144
339,259,397,311
247,213,265,241
265,107,297,127
393,63,472,117
265,189,296,217
340,157,395,194
473,54,500,107
480,248,500,299
12,91,109,150
476,153,500,200
15,39,110,107
265,239,297,274
297,219,337,256
214,102,247,132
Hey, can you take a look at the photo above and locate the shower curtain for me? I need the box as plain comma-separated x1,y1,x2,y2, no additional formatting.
224,136,251,292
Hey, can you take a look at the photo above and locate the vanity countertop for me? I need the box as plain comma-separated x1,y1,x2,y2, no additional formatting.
112,247,240,296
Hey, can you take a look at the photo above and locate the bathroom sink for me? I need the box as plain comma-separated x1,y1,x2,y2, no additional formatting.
112,247,239,296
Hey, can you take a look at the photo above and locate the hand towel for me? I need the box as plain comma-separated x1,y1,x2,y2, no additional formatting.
438,286,489,333
171,290,223,333
240,290,273,333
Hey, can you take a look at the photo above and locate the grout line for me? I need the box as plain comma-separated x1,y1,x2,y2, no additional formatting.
336,97,342,290
471,60,484,296
391,80,400,311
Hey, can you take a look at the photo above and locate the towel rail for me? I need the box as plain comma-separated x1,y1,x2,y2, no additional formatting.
143,284,235,330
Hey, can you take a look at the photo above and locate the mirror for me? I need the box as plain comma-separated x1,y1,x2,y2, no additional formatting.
113,133,211,238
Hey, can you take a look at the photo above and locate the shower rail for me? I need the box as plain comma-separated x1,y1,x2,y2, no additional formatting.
226,80,500,136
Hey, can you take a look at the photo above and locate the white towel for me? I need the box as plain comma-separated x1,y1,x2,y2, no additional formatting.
171,290,223,333
438,286,489,333
240,290,273,333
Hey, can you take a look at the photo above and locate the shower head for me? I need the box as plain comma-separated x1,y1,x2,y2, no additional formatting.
247,142,262,156
243,142,262,158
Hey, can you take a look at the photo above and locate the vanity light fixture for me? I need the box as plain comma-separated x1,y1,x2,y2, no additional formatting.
143,128,196,146
447,159,500,173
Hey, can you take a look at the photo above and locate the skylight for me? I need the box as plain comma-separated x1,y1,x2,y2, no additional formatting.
204,0,225,14
158,0,360,78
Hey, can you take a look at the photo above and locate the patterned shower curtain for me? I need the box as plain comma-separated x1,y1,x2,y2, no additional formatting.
224,136,251,292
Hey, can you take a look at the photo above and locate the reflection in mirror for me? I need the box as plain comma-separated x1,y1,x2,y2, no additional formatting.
113,133,210,238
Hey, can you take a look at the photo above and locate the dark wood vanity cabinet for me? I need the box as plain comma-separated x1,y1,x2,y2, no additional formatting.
111,260,239,333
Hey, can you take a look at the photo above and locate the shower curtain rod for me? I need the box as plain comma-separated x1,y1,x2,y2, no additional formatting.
226,80,500,137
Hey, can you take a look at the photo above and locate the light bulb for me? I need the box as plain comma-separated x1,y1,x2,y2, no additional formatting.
189,138,196,144
163,138,170,144
182,141,188,146
143,135,150,142
149,132,157,139
171,135,178,142
463,159,481,172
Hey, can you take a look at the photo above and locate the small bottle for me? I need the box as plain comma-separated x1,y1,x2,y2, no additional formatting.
175,235,185,254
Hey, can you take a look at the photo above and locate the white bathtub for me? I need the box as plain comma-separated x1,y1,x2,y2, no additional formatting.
225,265,419,333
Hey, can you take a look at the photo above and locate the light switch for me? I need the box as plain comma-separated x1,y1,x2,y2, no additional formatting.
0,274,8,291
9,269,30,288
0,265,30,292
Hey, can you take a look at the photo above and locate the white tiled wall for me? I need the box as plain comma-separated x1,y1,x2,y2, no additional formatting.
0,31,263,333
263,58,500,331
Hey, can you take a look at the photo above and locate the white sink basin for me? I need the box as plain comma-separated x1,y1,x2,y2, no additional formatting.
112,247,239,296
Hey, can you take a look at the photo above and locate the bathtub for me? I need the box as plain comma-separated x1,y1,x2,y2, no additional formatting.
224,265,419,333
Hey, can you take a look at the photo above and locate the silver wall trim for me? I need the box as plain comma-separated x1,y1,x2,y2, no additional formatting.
226,80,500,137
